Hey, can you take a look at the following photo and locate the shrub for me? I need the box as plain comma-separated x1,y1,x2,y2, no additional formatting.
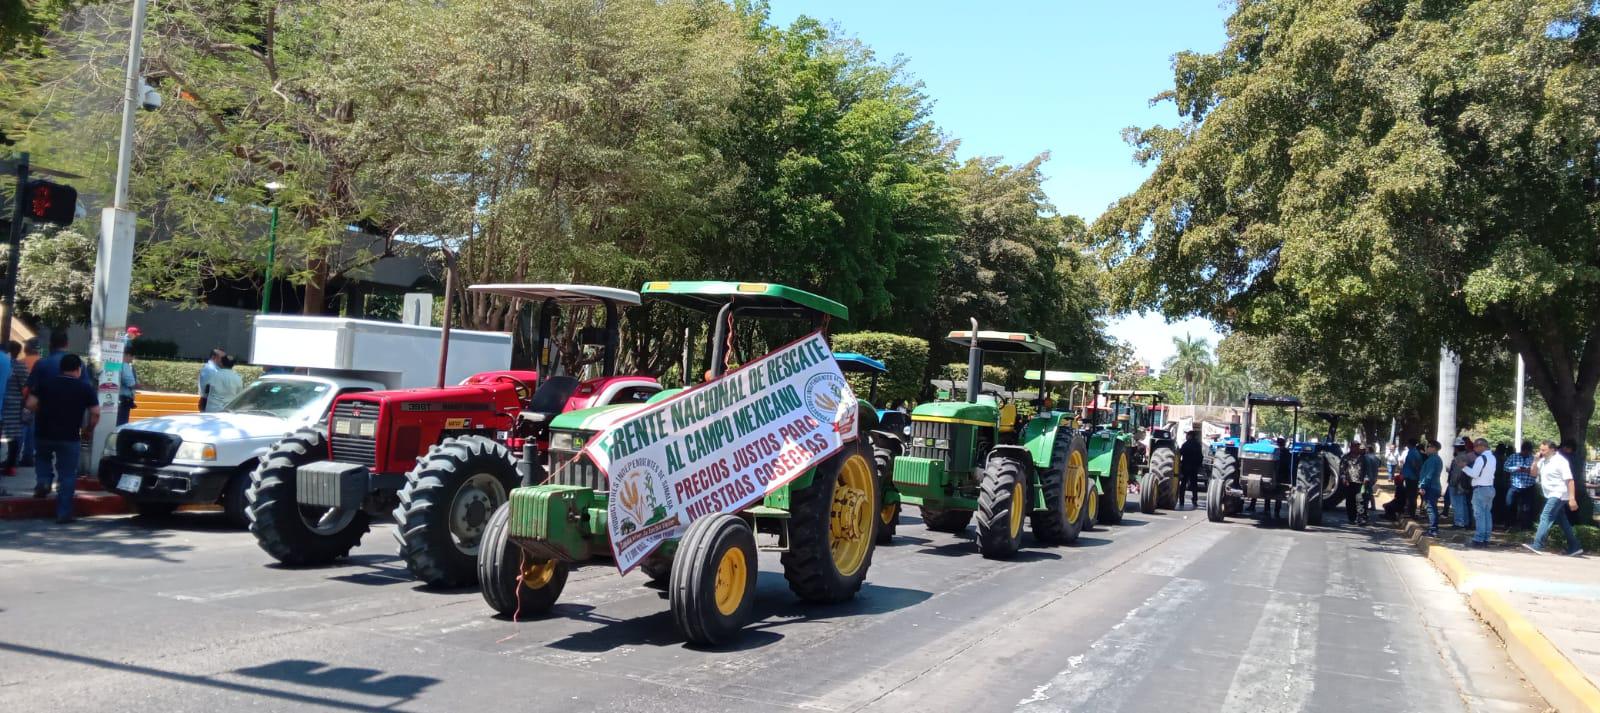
129,338,179,359
133,359,264,394
830,332,929,407
939,362,1009,395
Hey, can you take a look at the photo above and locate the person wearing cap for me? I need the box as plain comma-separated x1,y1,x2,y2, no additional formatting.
1417,440,1445,537
1463,437,1498,546
1448,436,1475,529
117,327,143,425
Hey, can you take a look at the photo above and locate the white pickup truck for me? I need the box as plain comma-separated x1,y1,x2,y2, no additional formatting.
96,316,513,524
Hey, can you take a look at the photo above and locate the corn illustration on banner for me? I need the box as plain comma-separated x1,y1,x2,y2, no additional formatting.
583,331,858,574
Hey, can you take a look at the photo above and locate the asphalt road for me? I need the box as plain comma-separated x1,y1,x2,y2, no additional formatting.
0,499,1545,713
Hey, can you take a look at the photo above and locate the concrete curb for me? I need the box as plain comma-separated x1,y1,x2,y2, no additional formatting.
1403,521,1600,713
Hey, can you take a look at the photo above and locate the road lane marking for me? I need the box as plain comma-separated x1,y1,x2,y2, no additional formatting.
1218,589,1320,712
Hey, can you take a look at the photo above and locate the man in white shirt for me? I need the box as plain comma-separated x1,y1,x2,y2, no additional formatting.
1524,440,1584,556
1463,438,1498,547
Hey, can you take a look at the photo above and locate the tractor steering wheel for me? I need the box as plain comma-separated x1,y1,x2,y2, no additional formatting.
492,375,535,404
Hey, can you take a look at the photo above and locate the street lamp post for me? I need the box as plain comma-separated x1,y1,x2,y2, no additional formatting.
259,182,282,313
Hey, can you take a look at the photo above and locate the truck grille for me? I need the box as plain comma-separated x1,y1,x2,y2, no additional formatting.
115,430,180,467
546,448,606,491
908,420,954,465
328,401,378,467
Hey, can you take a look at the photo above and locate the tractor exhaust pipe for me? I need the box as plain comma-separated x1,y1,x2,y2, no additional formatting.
966,318,981,404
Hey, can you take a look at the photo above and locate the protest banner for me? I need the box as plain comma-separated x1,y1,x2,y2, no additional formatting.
582,331,859,574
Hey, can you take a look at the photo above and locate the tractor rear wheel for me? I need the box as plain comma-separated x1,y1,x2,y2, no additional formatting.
1149,447,1177,509
247,428,370,565
394,435,519,587
1138,470,1160,514
1288,489,1308,531
921,506,973,533
873,445,900,545
781,443,877,603
1097,443,1130,525
977,452,1029,559
1295,459,1325,527
1206,452,1239,523
671,512,758,646
479,502,567,617
1029,432,1076,544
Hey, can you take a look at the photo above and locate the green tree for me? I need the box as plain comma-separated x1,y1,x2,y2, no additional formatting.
1092,0,1600,519
1165,333,1212,403
0,227,94,326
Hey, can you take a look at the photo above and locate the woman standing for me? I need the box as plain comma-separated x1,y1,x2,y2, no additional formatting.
2,341,30,476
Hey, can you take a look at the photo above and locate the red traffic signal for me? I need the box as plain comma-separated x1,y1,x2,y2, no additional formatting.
24,179,77,226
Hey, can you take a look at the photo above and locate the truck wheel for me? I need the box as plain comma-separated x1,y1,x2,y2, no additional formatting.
222,469,251,529
670,512,757,646
247,428,369,565
1149,447,1177,509
977,451,1029,559
1288,489,1308,531
921,506,973,533
1097,443,1129,525
781,442,877,603
479,502,567,617
873,445,900,545
395,435,519,588
1029,432,1076,544
132,501,179,519
1138,470,1160,514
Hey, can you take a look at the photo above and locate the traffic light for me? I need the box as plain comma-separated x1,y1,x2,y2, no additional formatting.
23,179,77,226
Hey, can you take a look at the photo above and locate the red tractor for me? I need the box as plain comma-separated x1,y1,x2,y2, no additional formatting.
247,285,660,587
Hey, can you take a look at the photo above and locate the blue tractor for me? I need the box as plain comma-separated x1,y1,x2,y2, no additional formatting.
1205,394,1328,530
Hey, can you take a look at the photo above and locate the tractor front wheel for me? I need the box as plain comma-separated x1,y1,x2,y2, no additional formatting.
394,435,519,587
1288,489,1309,531
977,452,1029,559
781,443,878,603
671,512,758,646
247,428,370,565
1138,470,1160,514
479,502,567,617
873,445,900,545
1031,433,1084,544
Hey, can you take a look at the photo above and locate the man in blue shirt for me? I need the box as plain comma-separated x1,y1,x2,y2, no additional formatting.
1504,441,1536,531
26,354,101,523
1417,440,1445,537
24,331,94,391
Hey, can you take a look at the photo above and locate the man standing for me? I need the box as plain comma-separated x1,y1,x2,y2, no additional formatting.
1504,441,1536,531
1418,440,1445,537
203,356,244,413
197,347,224,411
1389,438,1423,520
1464,437,1498,547
1179,428,1204,509
26,331,94,388
1524,440,1584,556
1449,437,1475,529
1360,443,1382,525
25,354,100,523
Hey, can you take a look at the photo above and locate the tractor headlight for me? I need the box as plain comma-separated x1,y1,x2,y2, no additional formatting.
358,421,376,438
551,431,589,452
174,441,218,462
333,418,353,436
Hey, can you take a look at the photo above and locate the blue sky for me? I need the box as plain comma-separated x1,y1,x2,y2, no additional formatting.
766,0,1233,369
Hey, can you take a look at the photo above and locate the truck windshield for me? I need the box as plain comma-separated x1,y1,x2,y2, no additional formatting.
224,380,331,420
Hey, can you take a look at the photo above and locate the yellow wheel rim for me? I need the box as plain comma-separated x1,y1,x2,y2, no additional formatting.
1063,450,1087,520
880,502,896,525
830,454,875,577
1115,452,1129,511
713,545,747,616
521,558,556,589
1009,480,1025,538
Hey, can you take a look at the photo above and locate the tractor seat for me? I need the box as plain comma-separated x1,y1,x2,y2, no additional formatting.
519,375,580,425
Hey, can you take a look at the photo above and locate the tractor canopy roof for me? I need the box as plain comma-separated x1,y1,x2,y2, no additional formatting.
467,283,641,306
832,352,886,374
1245,393,1303,408
641,281,847,321
1024,369,1110,383
946,330,1057,354
1102,389,1163,397
1311,410,1344,421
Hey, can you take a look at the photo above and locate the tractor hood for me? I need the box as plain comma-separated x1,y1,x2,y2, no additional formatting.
549,403,648,433
910,401,997,425
1241,439,1280,455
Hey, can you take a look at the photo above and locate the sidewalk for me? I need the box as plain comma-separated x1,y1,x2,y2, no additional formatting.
1402,518,1600,713
0,466,130,520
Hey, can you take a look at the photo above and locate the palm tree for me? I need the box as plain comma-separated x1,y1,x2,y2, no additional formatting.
1166,333,1213,403
1204,366,1251,406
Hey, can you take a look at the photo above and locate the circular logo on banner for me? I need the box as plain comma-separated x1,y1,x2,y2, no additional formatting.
804,372,858,437
610,457,673,537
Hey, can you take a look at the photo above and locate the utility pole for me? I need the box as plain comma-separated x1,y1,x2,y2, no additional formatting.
1437,348,1461,465
1514,355,1525,447
2,153,27,346
87,0,150,465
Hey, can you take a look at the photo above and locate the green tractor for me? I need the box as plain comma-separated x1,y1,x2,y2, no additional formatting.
889,323,1092,558
1030,371,1137,527
476,281,883,646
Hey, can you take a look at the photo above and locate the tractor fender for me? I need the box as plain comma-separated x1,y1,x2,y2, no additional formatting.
868,429,903,452
987,444,1033,470
1018,412,1069,469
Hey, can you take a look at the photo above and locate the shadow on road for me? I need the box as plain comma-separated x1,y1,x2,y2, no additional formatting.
537,573,933,653
0,641,437,712
0,516,196,562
